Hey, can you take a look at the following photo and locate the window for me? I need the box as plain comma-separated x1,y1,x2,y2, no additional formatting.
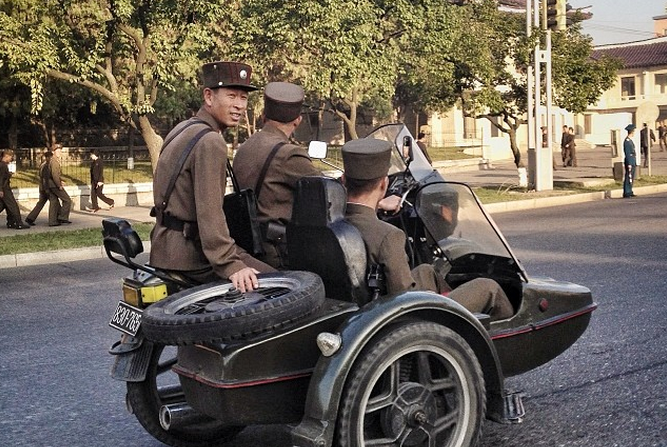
490,116,501,138
621,76,636,100
655,73,667,95
584,115,592,135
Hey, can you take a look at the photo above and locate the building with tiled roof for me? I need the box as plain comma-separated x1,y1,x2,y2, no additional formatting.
581,37,667,145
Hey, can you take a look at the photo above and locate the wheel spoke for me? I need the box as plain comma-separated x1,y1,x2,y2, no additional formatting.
365,359,402,414
416,352,458,392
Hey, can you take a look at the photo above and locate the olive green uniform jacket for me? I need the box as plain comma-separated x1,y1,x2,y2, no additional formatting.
233,123,320,268
345,203,513,320
150,108,271,281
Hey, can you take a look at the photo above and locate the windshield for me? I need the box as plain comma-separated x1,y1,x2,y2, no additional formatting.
364,124,434,181
415,182,519,265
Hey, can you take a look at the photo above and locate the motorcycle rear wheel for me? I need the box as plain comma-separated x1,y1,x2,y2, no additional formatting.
126,343,243,447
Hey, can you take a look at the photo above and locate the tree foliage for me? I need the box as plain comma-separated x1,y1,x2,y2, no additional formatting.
0,0,622,168
0,0,225,169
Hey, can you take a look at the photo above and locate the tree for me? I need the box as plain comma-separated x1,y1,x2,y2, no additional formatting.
0,0,226,170
458,7,620,167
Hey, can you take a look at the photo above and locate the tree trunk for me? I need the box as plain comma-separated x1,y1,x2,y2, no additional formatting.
507,127,522,167
137,115,163,173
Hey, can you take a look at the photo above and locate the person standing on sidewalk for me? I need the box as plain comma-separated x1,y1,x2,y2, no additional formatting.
47,144,72,226
89,149,114,212
658,121,666,152
0,149,30,230
25,151,55,226
623,124,637,198
567,126,577,167
639,123,655,168
150,60,274,292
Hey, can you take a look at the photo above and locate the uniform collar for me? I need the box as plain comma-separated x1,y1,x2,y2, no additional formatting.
195,107,222,132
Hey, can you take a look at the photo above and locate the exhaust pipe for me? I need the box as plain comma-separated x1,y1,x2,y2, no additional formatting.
159,403,215,431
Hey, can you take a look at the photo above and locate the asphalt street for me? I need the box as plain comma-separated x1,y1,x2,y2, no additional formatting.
0,192,665,447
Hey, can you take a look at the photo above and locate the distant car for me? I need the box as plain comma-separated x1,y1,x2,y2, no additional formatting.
104,123,596,447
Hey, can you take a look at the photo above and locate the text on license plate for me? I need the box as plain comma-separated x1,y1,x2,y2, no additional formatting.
109,301,143,336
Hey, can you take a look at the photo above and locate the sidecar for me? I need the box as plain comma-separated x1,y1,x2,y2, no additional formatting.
104,123,596,447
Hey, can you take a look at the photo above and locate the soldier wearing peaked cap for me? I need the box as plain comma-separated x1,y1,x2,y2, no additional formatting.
623,123,637,198
150,61,274,292
233,81,321,269
342,138,513,321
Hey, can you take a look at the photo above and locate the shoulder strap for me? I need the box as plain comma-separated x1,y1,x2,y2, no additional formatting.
160,118,209,155
161,126,214,210
254,141,287,199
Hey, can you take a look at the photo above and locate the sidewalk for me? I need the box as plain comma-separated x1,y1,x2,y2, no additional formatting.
1,145,666,268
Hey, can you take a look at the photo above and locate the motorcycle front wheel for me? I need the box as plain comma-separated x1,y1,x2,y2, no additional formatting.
126,343,243,447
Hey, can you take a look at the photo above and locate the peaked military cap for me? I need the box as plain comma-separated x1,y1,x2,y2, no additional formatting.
264,82,304,123
201,61,257,91
625,124,636,132
342,139,393,180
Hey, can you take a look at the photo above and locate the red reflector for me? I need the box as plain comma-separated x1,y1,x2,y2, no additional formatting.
538,298,549,312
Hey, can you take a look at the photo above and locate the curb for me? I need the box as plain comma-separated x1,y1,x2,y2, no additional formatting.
484,183,667,214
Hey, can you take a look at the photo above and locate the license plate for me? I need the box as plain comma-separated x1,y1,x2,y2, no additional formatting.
109,301,143,336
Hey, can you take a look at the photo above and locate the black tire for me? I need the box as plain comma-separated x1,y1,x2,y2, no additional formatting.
126,343,243,447
337,322,486,447
142,271,325,345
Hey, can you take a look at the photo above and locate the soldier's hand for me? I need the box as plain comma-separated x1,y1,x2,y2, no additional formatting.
378,194,402,214
229,267,260,292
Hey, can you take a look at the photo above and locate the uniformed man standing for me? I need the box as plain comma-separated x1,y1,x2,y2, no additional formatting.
623,123,637,198
150,61,274,292
341,138,513,321
233,82,320,269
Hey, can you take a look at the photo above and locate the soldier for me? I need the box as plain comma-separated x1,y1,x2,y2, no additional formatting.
341,138,513,321
47,144,73,226
623,124,637,198
150,61,274,292
233,82,320,269
0,149,30,230
25,150,54,226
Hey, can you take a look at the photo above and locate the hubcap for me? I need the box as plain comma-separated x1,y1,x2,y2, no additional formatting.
382,382,437,445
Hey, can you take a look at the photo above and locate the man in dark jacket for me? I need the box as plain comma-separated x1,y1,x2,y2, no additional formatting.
25,151,54,225
47,144,73,226
639,123,656,168
0,150,29,230
89,149,115,212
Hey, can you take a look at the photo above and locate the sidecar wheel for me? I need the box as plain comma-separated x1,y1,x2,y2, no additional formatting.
126,343,243,447
142,271,325,345
337,322,485,447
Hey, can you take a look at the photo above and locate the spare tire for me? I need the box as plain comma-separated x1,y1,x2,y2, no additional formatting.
142,271,325,345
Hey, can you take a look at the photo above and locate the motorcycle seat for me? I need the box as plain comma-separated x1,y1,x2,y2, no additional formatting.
287,176,371,305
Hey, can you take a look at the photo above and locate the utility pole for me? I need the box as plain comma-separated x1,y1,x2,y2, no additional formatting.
527,0,565,191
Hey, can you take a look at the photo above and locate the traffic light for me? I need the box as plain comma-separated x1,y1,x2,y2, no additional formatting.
546,0,567,31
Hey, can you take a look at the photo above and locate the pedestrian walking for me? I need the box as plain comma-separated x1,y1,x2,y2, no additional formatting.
640,123,656,168
658,121,667,152
0,149,30,229
25,151,55,225
47,144,73,226
623,124,637,198
89,149,115,212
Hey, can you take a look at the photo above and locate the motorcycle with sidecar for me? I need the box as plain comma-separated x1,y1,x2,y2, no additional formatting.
103,123,596,447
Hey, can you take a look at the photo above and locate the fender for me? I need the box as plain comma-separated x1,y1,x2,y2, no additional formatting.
291,290,505,447
109,336,155,382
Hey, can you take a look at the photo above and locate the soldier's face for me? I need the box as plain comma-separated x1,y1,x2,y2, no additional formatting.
204,87,249,128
